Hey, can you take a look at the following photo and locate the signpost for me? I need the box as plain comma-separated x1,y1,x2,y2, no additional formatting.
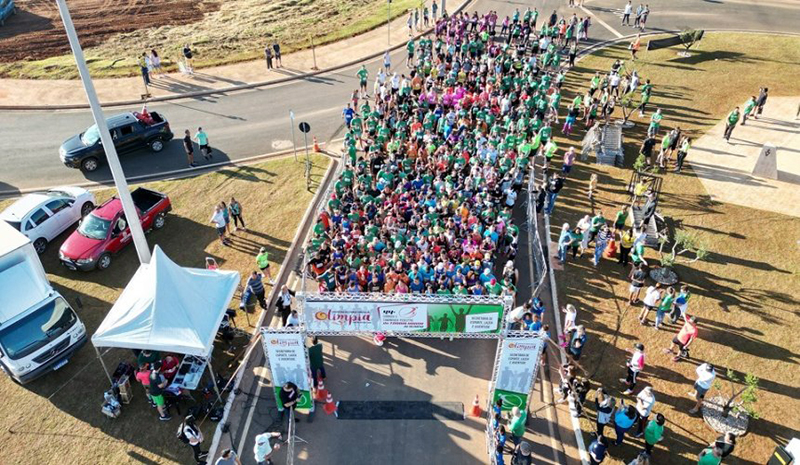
298,121,311,188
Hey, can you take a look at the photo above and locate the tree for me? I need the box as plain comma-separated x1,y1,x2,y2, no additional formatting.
657,229,709,268
713,369,760,419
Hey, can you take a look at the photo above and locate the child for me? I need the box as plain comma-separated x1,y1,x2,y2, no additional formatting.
588,173,598,199
559,304,578,347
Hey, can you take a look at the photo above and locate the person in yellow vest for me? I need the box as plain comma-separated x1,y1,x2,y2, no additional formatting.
619,228,635,267
256,247,275,285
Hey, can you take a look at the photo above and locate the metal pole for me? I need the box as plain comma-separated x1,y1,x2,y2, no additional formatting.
290,111,298,161
442,0,446,16
55,0,151,265
95,346,114,386
303,132,310,164
310,36,318,70
207,361,224,404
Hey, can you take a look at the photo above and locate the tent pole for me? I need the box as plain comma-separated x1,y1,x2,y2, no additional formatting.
96,346,114,386
207,361,224,404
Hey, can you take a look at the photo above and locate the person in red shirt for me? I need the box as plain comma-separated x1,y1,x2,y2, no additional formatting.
664,315,698,358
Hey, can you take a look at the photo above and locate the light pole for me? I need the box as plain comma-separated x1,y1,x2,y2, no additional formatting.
387,0,392,47
55,0,151,265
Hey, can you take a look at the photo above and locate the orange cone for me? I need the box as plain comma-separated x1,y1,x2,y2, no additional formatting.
313,136,320,152
315,378,328,402
470,394,482,417
323,391,337,415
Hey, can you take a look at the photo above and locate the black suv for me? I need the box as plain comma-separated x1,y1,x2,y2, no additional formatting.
59,112,174,172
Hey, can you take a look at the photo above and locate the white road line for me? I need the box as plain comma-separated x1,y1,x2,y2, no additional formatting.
580,6,624,39
237,367,268,454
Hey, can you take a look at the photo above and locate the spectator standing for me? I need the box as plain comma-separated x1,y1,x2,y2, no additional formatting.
613,402,638,445
215,449,242,465
589,435,609,465
595,388,615,437
568,325,587,364
183,130,196,167
643,413,665,456
655,286,675,329
698,446,723,465
194,127,211,160
621,343,645,394
265,46,273,70
272,42,282,67
713,433,737,461
621,1,633,26
628,263,647,304
638,283,661,325
276,285,296,326
149,361,171,421
182,44,194,73
279,381,300,415
723,107,740,141
246,271,268,310
138,52,151,87
545,173,565,215
664,315,699,359
253,432,282,465
229,197,246,231
688,362,716,414
512,442,533,465
208,206,227,245
135,363,155,407
150,49,164,77
633,386,655,437
179,415,207,464
509,406,527,446
220,201,232,236
754,87,768,118
675,137,692,173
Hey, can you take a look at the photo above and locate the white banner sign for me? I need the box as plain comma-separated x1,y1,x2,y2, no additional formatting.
495,338,543,395
263,332,309,391
465,313,499,333
378,303,429,331
304,301,381,332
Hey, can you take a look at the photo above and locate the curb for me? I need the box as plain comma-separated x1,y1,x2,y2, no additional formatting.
0,0,475,111
205,154,339,461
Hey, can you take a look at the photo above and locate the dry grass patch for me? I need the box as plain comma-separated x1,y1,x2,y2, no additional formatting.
0,155,329,464
549,33,800,464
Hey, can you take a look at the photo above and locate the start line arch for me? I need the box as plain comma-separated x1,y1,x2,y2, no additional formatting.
260,293,546,464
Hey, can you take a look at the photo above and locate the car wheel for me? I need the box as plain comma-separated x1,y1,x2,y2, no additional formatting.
80,201,95,217
150,139,164,152
97,253,112,270
153,213,166,230
33,238,48,254
81,157,99,172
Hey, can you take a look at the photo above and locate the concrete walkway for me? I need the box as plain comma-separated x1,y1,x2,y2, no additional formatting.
689,96,800,218
0,0,468,108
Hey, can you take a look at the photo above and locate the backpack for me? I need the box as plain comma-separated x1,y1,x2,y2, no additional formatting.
176,422,194,444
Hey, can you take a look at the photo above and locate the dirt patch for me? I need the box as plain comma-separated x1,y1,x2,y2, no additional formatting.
0,0,216,62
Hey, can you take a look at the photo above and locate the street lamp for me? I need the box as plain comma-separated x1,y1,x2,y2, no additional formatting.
55,0,151,264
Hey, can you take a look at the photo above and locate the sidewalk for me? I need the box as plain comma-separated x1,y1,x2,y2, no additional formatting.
0,1,469,108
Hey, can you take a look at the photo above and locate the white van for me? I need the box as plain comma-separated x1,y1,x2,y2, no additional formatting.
0,221,86,383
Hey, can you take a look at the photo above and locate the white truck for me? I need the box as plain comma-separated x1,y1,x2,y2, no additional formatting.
0,220,86,383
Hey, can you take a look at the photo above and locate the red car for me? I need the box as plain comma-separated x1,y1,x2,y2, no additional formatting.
59,188,171,271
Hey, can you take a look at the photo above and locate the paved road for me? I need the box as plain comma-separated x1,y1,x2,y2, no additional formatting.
1,0,797,194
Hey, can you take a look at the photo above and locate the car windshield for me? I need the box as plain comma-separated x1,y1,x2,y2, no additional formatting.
77,213,110,240
0,297,77,360
81,125,101,146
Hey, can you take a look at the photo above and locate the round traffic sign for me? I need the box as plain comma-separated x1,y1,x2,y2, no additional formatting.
298,122,311,133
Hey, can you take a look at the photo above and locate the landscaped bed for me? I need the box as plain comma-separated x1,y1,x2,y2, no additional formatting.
0,155,329,464
550,32,800,463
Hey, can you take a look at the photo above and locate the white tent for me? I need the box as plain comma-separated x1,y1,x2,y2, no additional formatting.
92,245,240,357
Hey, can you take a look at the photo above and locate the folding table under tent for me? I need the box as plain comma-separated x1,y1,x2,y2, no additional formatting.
91,245,240,398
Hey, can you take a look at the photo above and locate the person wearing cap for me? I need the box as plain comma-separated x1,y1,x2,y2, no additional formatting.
621,343,645,395
255,247,274,284
513,441,533,465
253,431,282,465
633,386,656,438
214,448,241,465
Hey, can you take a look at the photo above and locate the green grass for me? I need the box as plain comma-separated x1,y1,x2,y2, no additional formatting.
0,0,427,80
0,155,329,464
549,33,800,464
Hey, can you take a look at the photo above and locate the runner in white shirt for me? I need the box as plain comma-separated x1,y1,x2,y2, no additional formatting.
559,304,578,347
638,284,662,325
689,363,716,414
254,432,282,465
634,386,656,437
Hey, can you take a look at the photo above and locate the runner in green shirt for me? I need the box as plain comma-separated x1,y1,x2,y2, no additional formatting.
356,65,368,96
723,107,740,141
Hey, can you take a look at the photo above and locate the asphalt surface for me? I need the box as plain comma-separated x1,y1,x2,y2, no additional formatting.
1,1,798,194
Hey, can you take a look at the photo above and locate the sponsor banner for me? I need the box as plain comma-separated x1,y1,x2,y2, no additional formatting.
423,303,503,334
263,332,313,412
495,338,543,401
378,303,429,331
304,301,381,332
492,388,529,412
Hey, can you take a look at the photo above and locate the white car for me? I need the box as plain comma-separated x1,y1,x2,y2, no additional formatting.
1,187,96,254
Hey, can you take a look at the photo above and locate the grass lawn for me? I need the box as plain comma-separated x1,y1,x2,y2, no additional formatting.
0,0,427,80
549,33,800,464
0,155,329,464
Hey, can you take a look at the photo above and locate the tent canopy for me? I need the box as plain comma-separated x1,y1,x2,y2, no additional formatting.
92,246,240,357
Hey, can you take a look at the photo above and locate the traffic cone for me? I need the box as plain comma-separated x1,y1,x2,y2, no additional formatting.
313,136,320,152
470,394,482,417
603,238,618,259
323,391,337,415
315,377,328,402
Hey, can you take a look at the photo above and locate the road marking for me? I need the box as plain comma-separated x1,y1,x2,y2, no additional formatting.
580,6,624,39
237,366,269,454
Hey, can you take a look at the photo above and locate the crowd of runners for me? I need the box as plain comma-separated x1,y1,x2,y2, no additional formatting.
300,4,748,465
